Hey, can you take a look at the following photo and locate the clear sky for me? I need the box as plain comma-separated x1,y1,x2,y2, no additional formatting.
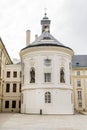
0,0,87,60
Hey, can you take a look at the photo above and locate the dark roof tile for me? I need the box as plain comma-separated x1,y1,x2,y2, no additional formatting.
72,55,87,67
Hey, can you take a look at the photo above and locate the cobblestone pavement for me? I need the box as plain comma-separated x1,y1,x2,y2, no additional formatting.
0,113,87,130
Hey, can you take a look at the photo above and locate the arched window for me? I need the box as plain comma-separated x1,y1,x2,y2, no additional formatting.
60,67,65,83
30,67,35,83
45,92,51,103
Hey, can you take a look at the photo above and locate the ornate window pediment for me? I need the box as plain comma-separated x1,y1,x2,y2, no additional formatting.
44,59,51,66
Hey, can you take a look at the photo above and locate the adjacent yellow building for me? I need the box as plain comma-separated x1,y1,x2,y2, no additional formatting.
72,55,87,112
0,38,21,113
0,38,12,112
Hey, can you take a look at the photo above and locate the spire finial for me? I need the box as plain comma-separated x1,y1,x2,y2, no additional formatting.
44,8,47,17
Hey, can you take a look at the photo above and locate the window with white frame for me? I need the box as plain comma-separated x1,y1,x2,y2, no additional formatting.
13,83,17,92
78,102,82,108
5,101,9,108
45,92,51,103
44,73,51,82
13,71,17,78
7,71,10,78
6,83,10,92
77,80,81,87
12,100,16,108
78,91,82,100
77,71,80,76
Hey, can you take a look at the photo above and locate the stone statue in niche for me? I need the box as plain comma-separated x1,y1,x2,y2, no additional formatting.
60,68,65,83
30,68,35,83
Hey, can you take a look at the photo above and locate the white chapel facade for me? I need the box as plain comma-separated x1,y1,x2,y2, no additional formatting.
20,13,74,114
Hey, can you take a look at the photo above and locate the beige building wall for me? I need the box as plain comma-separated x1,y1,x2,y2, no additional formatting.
72,68,87,112
2,64,21,112
0,38,12,112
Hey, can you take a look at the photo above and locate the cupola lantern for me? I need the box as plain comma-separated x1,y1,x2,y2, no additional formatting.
41,13,51,33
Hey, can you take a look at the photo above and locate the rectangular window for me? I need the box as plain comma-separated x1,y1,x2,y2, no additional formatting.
77,71,80,76
12,100,16,108
19,83,21,92
13,84,17,92
6,83,10,92
5,101,9,108
78,91,82,100
45,92,51,103
7,71,10,78
44,59,51,66
13,71,17,78
77,80,81,86
78,102,82,108
44,73,51,82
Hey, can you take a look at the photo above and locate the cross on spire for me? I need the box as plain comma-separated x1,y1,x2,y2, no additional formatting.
44,8,47,17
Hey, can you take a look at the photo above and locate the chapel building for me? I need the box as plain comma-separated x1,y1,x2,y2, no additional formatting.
20,13,74,114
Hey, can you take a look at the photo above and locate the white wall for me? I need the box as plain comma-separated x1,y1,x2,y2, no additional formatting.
21,49,74,114
21,89,73,114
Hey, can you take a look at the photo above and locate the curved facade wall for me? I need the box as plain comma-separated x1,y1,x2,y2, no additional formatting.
20,47,74,114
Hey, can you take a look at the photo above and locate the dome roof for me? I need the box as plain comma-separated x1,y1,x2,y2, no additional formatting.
22,31,72,51
21,14,73,51
30,31,64,46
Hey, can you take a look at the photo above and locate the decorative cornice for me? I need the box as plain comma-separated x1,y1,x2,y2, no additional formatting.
22,87,73,92
20,46,74,57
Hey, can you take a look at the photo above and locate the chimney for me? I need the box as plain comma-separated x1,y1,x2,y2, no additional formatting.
35,34,38,40
26,30,30,46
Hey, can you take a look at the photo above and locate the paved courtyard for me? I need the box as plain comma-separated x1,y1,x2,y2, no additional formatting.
0,113,87,130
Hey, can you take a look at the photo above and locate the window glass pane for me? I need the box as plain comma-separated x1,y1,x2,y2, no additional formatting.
5,101,9,108
13,84,16,92
77,71,80,76
45,92,51,103
77,80,81,86
44,73,51,82
13,71,17,77
19,84,21,92
7,71,10,78
6,83,10,92
78,91,82,100
12,101,16,108
78,102,82,107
